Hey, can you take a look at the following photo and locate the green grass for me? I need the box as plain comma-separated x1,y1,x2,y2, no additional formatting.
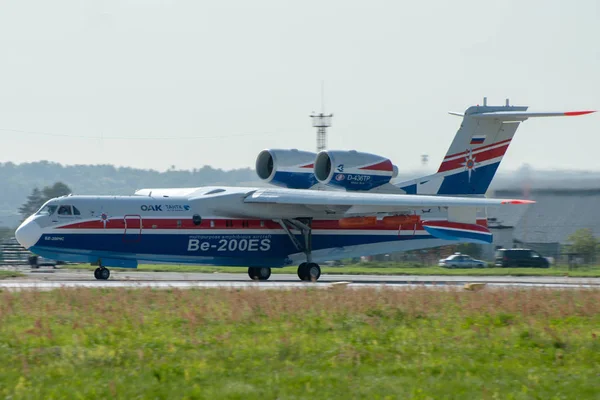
62,262,600,277
1,288,600,398
0,270,22,279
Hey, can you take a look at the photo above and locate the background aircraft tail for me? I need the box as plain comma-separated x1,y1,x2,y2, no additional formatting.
394,98,594,196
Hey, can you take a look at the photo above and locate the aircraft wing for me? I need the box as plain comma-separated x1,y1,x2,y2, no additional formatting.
244,188,531,210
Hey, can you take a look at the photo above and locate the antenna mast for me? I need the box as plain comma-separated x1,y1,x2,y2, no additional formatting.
310,81,333,153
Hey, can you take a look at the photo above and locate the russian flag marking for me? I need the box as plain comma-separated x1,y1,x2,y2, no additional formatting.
470,135,486,145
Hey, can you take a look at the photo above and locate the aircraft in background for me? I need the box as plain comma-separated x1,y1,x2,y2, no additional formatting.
15,99,594,281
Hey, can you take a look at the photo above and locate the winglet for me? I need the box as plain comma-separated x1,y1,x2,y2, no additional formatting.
564,110,596,116
500,199,535,205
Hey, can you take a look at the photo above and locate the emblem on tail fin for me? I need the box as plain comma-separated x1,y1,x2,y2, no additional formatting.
461,149,480,183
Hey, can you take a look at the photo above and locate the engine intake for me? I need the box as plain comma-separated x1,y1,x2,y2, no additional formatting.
255,149,317,189
314,150,398,191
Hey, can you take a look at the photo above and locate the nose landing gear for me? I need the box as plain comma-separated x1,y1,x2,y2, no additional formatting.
93,264,110,280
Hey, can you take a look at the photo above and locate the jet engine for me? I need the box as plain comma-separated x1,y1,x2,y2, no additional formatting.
314,150,398,191
255,149,318,189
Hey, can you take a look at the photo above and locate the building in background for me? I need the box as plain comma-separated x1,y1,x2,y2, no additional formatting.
485,188,600,261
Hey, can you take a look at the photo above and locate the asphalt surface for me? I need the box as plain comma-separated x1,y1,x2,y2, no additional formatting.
0,266,599,290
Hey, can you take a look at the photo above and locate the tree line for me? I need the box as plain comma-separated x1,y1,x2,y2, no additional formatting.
18,182,72,219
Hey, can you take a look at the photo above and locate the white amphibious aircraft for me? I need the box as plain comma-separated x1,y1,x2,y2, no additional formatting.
15,99,594,281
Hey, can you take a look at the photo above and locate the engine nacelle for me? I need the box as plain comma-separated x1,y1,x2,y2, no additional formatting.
255,149,318,189
314,150,398,191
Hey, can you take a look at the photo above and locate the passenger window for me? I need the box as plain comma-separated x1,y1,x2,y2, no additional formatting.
73,206,81,215
225,220,233,228
192,214,202,226
57,205,72,216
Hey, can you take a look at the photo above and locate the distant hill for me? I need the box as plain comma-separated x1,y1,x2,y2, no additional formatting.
0,161,258,227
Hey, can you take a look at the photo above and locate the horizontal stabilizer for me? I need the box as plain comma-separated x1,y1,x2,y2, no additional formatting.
422,220,492,244
470,110,595,121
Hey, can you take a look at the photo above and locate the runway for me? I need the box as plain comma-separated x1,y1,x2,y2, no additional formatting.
1,267,599,290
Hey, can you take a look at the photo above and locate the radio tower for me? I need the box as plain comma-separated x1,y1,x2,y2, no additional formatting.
310,82,333,152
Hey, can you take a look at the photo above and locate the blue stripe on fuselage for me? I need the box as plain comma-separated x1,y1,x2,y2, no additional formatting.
32,232,435,267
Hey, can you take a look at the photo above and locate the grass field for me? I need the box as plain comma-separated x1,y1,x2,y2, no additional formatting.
1,287,599,398
0,270,22,279
62,262,600,278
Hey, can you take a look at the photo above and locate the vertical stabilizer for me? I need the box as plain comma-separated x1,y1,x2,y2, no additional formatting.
394,99,594,195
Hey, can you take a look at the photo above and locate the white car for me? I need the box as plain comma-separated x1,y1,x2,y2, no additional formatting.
29,255,57,268
438,253,487,268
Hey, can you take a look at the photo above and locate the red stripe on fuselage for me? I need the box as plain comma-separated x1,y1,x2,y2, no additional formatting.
56,218,488,232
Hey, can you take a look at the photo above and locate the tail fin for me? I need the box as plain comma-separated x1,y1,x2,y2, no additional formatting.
395,99,595,195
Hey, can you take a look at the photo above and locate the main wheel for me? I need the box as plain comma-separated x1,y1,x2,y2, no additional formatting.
248,267,271,281
94,267,101,280
297,262,308,280
256,267,271,281
306,263,321,281
298,262,321,281
248,267,272,281
248,267,257,280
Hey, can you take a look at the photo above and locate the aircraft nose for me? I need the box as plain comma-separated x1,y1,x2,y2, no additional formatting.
15,218,42,249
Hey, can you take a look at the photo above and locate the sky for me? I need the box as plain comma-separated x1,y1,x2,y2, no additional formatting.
0,0,598,173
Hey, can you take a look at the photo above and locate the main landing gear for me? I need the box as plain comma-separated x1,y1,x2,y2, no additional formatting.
248,267,271,281
94,265,110,280
277,218,321,282
297,262,321,281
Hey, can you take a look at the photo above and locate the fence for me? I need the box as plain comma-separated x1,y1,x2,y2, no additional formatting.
0,237,31,266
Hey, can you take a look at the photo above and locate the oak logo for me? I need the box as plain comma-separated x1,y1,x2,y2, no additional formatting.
141,205,163,211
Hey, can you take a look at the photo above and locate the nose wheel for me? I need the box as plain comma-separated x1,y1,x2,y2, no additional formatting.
94,267,110,280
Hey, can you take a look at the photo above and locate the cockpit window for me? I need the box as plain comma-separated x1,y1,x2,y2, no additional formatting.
73,206,81,215
57,205,73,216
37,204,58,216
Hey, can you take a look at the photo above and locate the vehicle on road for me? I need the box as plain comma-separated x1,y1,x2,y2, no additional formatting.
439,253,487,268
28,254,57,268
494,248,550,268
